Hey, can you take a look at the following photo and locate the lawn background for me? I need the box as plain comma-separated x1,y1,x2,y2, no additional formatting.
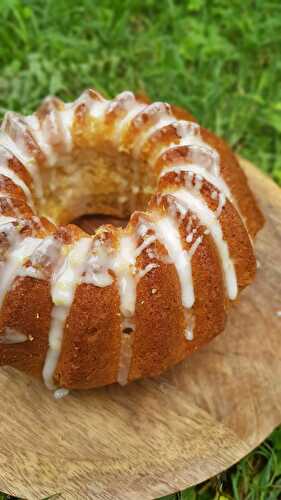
0,0,281,498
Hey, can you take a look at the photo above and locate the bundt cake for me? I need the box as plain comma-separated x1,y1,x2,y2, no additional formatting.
0,89,264,397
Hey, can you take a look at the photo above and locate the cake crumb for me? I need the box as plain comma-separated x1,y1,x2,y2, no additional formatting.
151,288,157,294
28,334,34,342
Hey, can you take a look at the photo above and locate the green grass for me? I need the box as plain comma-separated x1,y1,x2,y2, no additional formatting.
0,0,281,498
1,0,281,183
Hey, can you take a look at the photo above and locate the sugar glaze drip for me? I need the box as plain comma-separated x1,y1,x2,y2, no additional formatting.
160,163,231,199
170,188,238,300
0,327,27,344
111,232,157,385
43,237,92,390
152,216,195,308
0,236,43,308
0,130,43,199
0,146,34,208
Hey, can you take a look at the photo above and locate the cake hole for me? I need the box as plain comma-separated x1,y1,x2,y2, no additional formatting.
37,146,157,227
122,327,134,335
88,327,98,336
87,327,99,345
73,214,128,235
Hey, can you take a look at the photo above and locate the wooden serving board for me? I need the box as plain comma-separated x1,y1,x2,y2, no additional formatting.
0,159,280,500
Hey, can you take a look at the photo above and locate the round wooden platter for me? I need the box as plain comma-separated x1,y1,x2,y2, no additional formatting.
0,159,281,500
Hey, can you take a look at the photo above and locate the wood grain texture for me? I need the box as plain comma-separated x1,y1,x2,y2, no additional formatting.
0,159,280,500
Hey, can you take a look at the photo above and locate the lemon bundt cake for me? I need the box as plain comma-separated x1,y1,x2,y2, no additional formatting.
0,89,264,397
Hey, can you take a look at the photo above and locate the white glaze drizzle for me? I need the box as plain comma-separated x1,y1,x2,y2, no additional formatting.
135,234,156,256
152,216,195,308
25,115,57,167
0,131,30,170
113,234,138,385
42,237,92,390
0,215,18,226
0,236,43,307
160,160,252,250
0,327,27,344
0,151,34,209
17,236,61,279
112,235,137,318
58,103,75,152
173,121,210,149
114,103,147,144
136,214,200,343
117,322,135,386
56,93,107,154
88,98,108,120
106,91,134,116
137,262,159,279
0,131,43,199
82,237,114,287
149,120,204,165
17,265,44,279
133,116,175,157
170,188,238,300
184,309,195,341
215,192,226,218
0,216,21,252
96,231,158,318
160,163,231,199
53,387,70,400
106,91,137,143
112,230,160,385
190,235,203,257
37,98,68,158
0,195,22,220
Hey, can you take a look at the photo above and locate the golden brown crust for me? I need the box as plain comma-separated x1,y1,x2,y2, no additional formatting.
0,278,52,377
2,112,46,166
200,127,265,238
54,281,122,389
130,247,186,379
